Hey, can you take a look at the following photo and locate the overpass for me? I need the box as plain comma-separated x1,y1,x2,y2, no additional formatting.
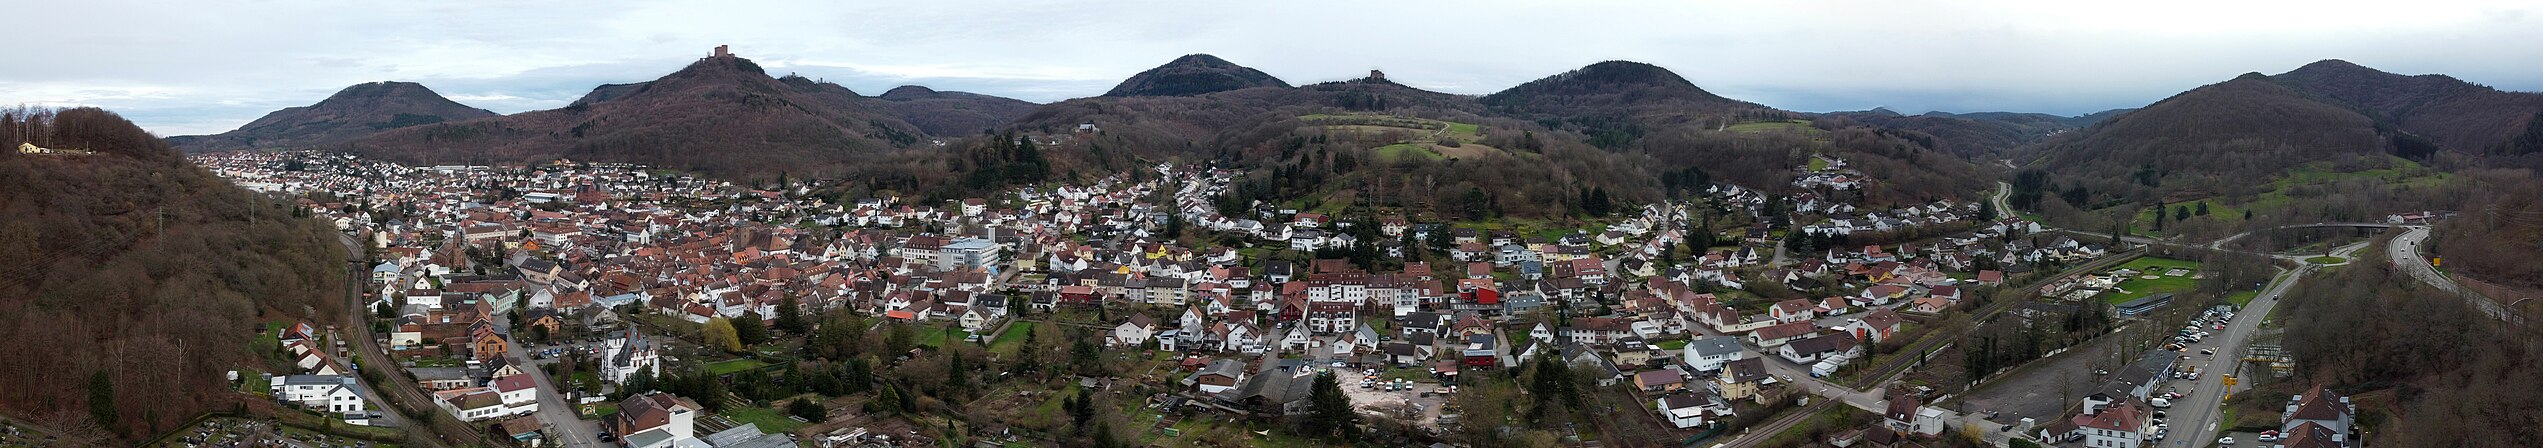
2207,222,2398,250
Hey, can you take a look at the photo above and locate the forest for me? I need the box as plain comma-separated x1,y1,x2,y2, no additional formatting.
2277,247,2543,446
0,107,349,440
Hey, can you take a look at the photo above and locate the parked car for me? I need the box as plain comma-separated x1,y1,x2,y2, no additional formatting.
2219,436,2236,445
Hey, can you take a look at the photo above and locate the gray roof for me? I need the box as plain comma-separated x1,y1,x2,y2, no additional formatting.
1686,336,1744,357
701,423,795,448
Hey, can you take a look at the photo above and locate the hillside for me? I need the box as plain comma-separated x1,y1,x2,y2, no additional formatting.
342,52,931,180
1481,60,1783,132
1102,54,1291,97
2027,73,2393,208
0,107,348,439
874,85,1041,136
1819,108,2127,159
167,81,496,153
2270,59,2543,158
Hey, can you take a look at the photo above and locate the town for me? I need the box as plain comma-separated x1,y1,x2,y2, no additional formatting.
165,147,2373,448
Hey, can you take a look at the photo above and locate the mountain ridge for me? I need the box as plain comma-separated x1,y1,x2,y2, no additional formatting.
167,81,496,153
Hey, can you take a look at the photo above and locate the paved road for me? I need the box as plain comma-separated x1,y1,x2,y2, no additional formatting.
2161,240,2366,447
2387,226,2523,324
499,315,608,447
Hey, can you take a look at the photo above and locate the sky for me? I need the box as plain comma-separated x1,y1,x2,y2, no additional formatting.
5,0,2541,136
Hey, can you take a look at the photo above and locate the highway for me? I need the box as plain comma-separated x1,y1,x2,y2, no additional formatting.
2387,226,2523,323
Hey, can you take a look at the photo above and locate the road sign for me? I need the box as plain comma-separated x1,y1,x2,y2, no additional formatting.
2432,257,2442,267
2223,375,2237,386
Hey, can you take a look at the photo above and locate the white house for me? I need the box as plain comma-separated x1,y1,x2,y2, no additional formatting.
271,375,368,414
1656,391,1734,429
1681,336,1748,373
491,373,541,414
1109,314,1157,348
601,328,661,385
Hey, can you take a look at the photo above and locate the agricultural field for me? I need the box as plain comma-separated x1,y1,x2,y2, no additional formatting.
1724,119,1824,137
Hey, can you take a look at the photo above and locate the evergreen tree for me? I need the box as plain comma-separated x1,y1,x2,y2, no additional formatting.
1300,372,1360,440
733,311,771,345
2195,202,2211,216
872,383,902,416
2174,205,2191,223
2153,203,2168,231
88,370,115,429
774,295,807,335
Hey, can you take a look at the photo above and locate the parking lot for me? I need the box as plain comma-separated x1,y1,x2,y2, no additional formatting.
1336,367,1449,428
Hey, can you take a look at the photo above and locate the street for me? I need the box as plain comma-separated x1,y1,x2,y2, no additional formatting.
2159,240,2366,447
498,312,609,447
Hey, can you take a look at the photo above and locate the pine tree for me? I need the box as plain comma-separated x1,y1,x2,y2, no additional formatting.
1301,372,1360,440
775,295,806,335
2195,202,2211,216
88,370,116,429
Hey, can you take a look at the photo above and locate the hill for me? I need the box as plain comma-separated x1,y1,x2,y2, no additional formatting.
874,85,1041,136
342,51,931,180
2270,59,2543,158
1819,108,2127,159
2026,73,2393,208
1481,60,1783,132
0,107,348,440
1101,54,1291,97
167,81,496,153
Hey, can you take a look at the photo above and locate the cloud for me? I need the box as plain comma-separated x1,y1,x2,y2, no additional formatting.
2,0,2539,135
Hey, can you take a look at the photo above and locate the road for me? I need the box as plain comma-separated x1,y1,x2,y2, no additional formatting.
499,313,608,447
2159,240,2367,447
2387,226,2523,323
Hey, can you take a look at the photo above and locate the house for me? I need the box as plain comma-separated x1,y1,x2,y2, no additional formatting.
1109,314,1156,348
498,415,546,444
491,373,540,414
1748,321,1817,348
2282,385,2354,440
271,375,367,414
1656,390,1735,429
1905,296,1953,314
615,393,704,448
1883,394,1946,436
1192,359,1247,394
1770,298,1817,323
1218,358,1319,416
1632,369,1686,393
1718,358,1769,401
1682,336,1747,373
432,387,511,422
1848,309,1905,343
2071,397,2153,448
1779,333,1862,365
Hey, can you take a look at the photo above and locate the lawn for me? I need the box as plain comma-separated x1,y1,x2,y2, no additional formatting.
718,405,808,434
1656,339,1690,351
241,372,272,397
1808,156,1830,171
2224,290,2259,307
911,325,969,348
2305,256,2347,265
1374,143,1444,162
988,321,1048,357
706,358,770,375
1724,120,1821,136
2102,257,2203,305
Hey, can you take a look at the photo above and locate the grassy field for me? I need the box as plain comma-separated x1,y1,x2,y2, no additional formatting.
1374,143,1444,162
718,405,808,434
1725,120,1820,135
2224,290,2260,307
1808,156,1830,171
2102,257,2203,305
988,321,1050,357
706,358,769,375
2306,256,2347,265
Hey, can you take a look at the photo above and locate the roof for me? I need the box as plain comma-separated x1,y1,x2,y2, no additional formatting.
492,373,538,392
1722,358,1768,383
1685,336,1744,357
2076,398,2150,433
1633,370,1684,386
700,423,795,448
2288,385,2350,421
1753,321,1816,340
1786,333,1858,356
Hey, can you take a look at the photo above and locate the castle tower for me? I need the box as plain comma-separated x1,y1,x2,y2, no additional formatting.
713,45,731,58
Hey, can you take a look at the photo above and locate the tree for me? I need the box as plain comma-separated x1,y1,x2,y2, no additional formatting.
2244,209,2253,220
787,398,827,422
944,354,970,397
1299,372,1360,440
375,302,395,319
2153,203,2168,231
703,318,744,353
870,384,903,416
774,295,807,335
883,322,915,356
2174,205,2191,223
2195,201,2211,216
733,312,771,346
1977,199,1999,222
88,370,116,429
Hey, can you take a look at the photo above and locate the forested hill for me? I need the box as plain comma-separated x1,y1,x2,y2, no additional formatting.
0,107,348,441
341,53,934,180
167,81,497,153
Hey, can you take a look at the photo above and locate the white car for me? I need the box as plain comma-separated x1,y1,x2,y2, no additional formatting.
2220,436,2236,445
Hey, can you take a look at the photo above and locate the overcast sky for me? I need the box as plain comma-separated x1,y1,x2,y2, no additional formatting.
6,0,2540,136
